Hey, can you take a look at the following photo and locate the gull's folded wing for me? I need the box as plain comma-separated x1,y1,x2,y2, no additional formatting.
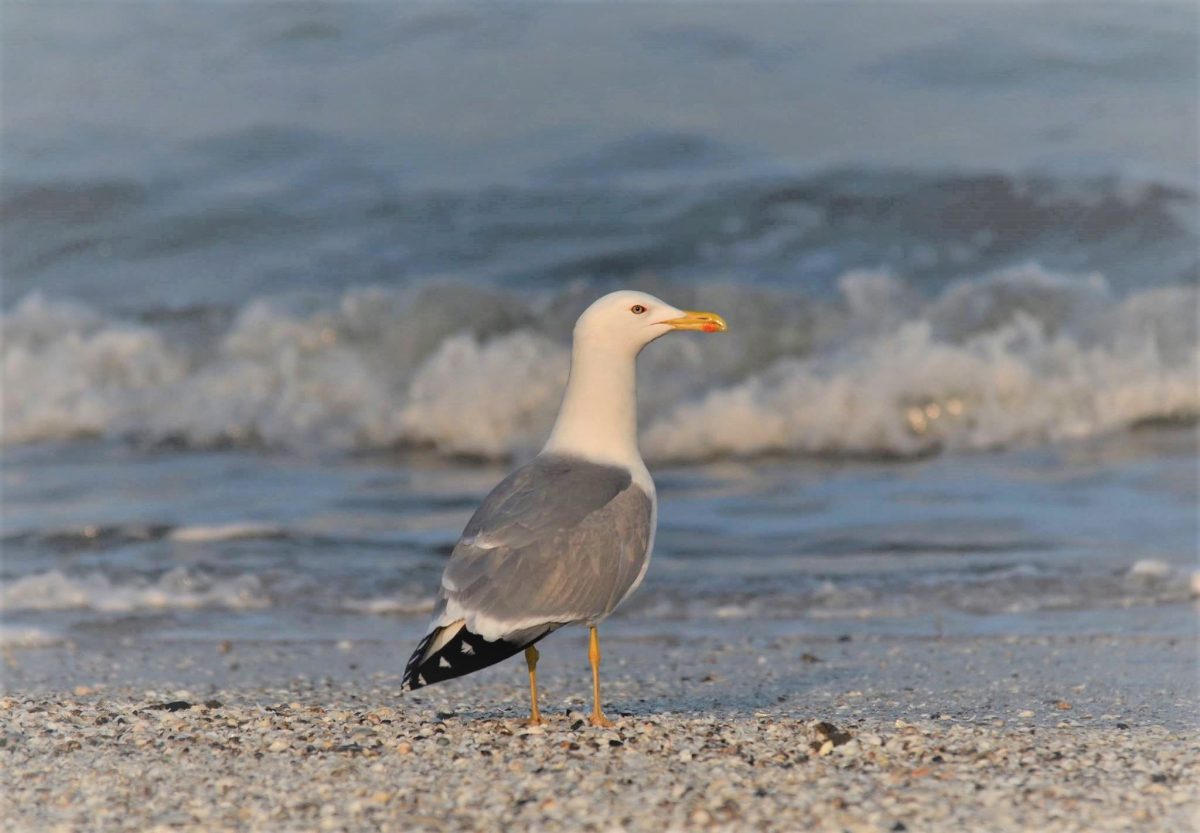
402,454,652,690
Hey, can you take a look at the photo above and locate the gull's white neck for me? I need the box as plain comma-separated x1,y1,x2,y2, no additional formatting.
542,338,644,473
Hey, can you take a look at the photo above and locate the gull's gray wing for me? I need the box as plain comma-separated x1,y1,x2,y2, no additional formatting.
440,454,654,637
402,453,654,690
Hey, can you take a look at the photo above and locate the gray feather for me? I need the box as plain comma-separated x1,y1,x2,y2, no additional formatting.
438,454,653,634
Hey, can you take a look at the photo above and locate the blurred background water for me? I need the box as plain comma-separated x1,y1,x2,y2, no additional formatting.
2,2,1197,654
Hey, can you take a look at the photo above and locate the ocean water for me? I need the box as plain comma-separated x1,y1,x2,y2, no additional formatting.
2,2,1197,654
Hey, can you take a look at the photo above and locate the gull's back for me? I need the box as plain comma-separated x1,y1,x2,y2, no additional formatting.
402,453,654,690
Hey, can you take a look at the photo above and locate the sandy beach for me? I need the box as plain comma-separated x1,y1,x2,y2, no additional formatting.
3,625,1196,832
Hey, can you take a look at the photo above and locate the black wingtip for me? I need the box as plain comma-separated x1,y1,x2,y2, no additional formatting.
402,625,529,691
401,629,440,691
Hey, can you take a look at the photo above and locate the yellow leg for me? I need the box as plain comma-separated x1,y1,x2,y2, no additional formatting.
588,626,613,728
524,645,543,725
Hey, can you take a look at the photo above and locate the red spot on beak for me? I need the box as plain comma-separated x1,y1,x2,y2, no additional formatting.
702,323,719,333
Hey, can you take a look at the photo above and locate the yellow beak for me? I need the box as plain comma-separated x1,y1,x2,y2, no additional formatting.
661,309,728,333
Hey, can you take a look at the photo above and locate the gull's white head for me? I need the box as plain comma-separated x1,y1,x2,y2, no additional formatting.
573,290,728,356
545,290,727,466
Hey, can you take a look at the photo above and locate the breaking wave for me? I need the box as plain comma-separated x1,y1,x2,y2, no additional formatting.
1,568,270,613
3,267,1196,462
0,625,68,649
627,558,1200,622
5,558,1191,622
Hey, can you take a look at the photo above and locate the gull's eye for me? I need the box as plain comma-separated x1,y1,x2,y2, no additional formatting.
630,304,647,314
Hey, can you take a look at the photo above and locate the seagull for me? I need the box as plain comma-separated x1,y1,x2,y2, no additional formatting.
401,290,727,726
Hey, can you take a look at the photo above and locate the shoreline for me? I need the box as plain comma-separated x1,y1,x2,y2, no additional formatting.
3,625,1196,831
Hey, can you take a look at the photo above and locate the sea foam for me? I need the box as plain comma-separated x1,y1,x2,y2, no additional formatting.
1,568,270,613
4,269,1196,461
